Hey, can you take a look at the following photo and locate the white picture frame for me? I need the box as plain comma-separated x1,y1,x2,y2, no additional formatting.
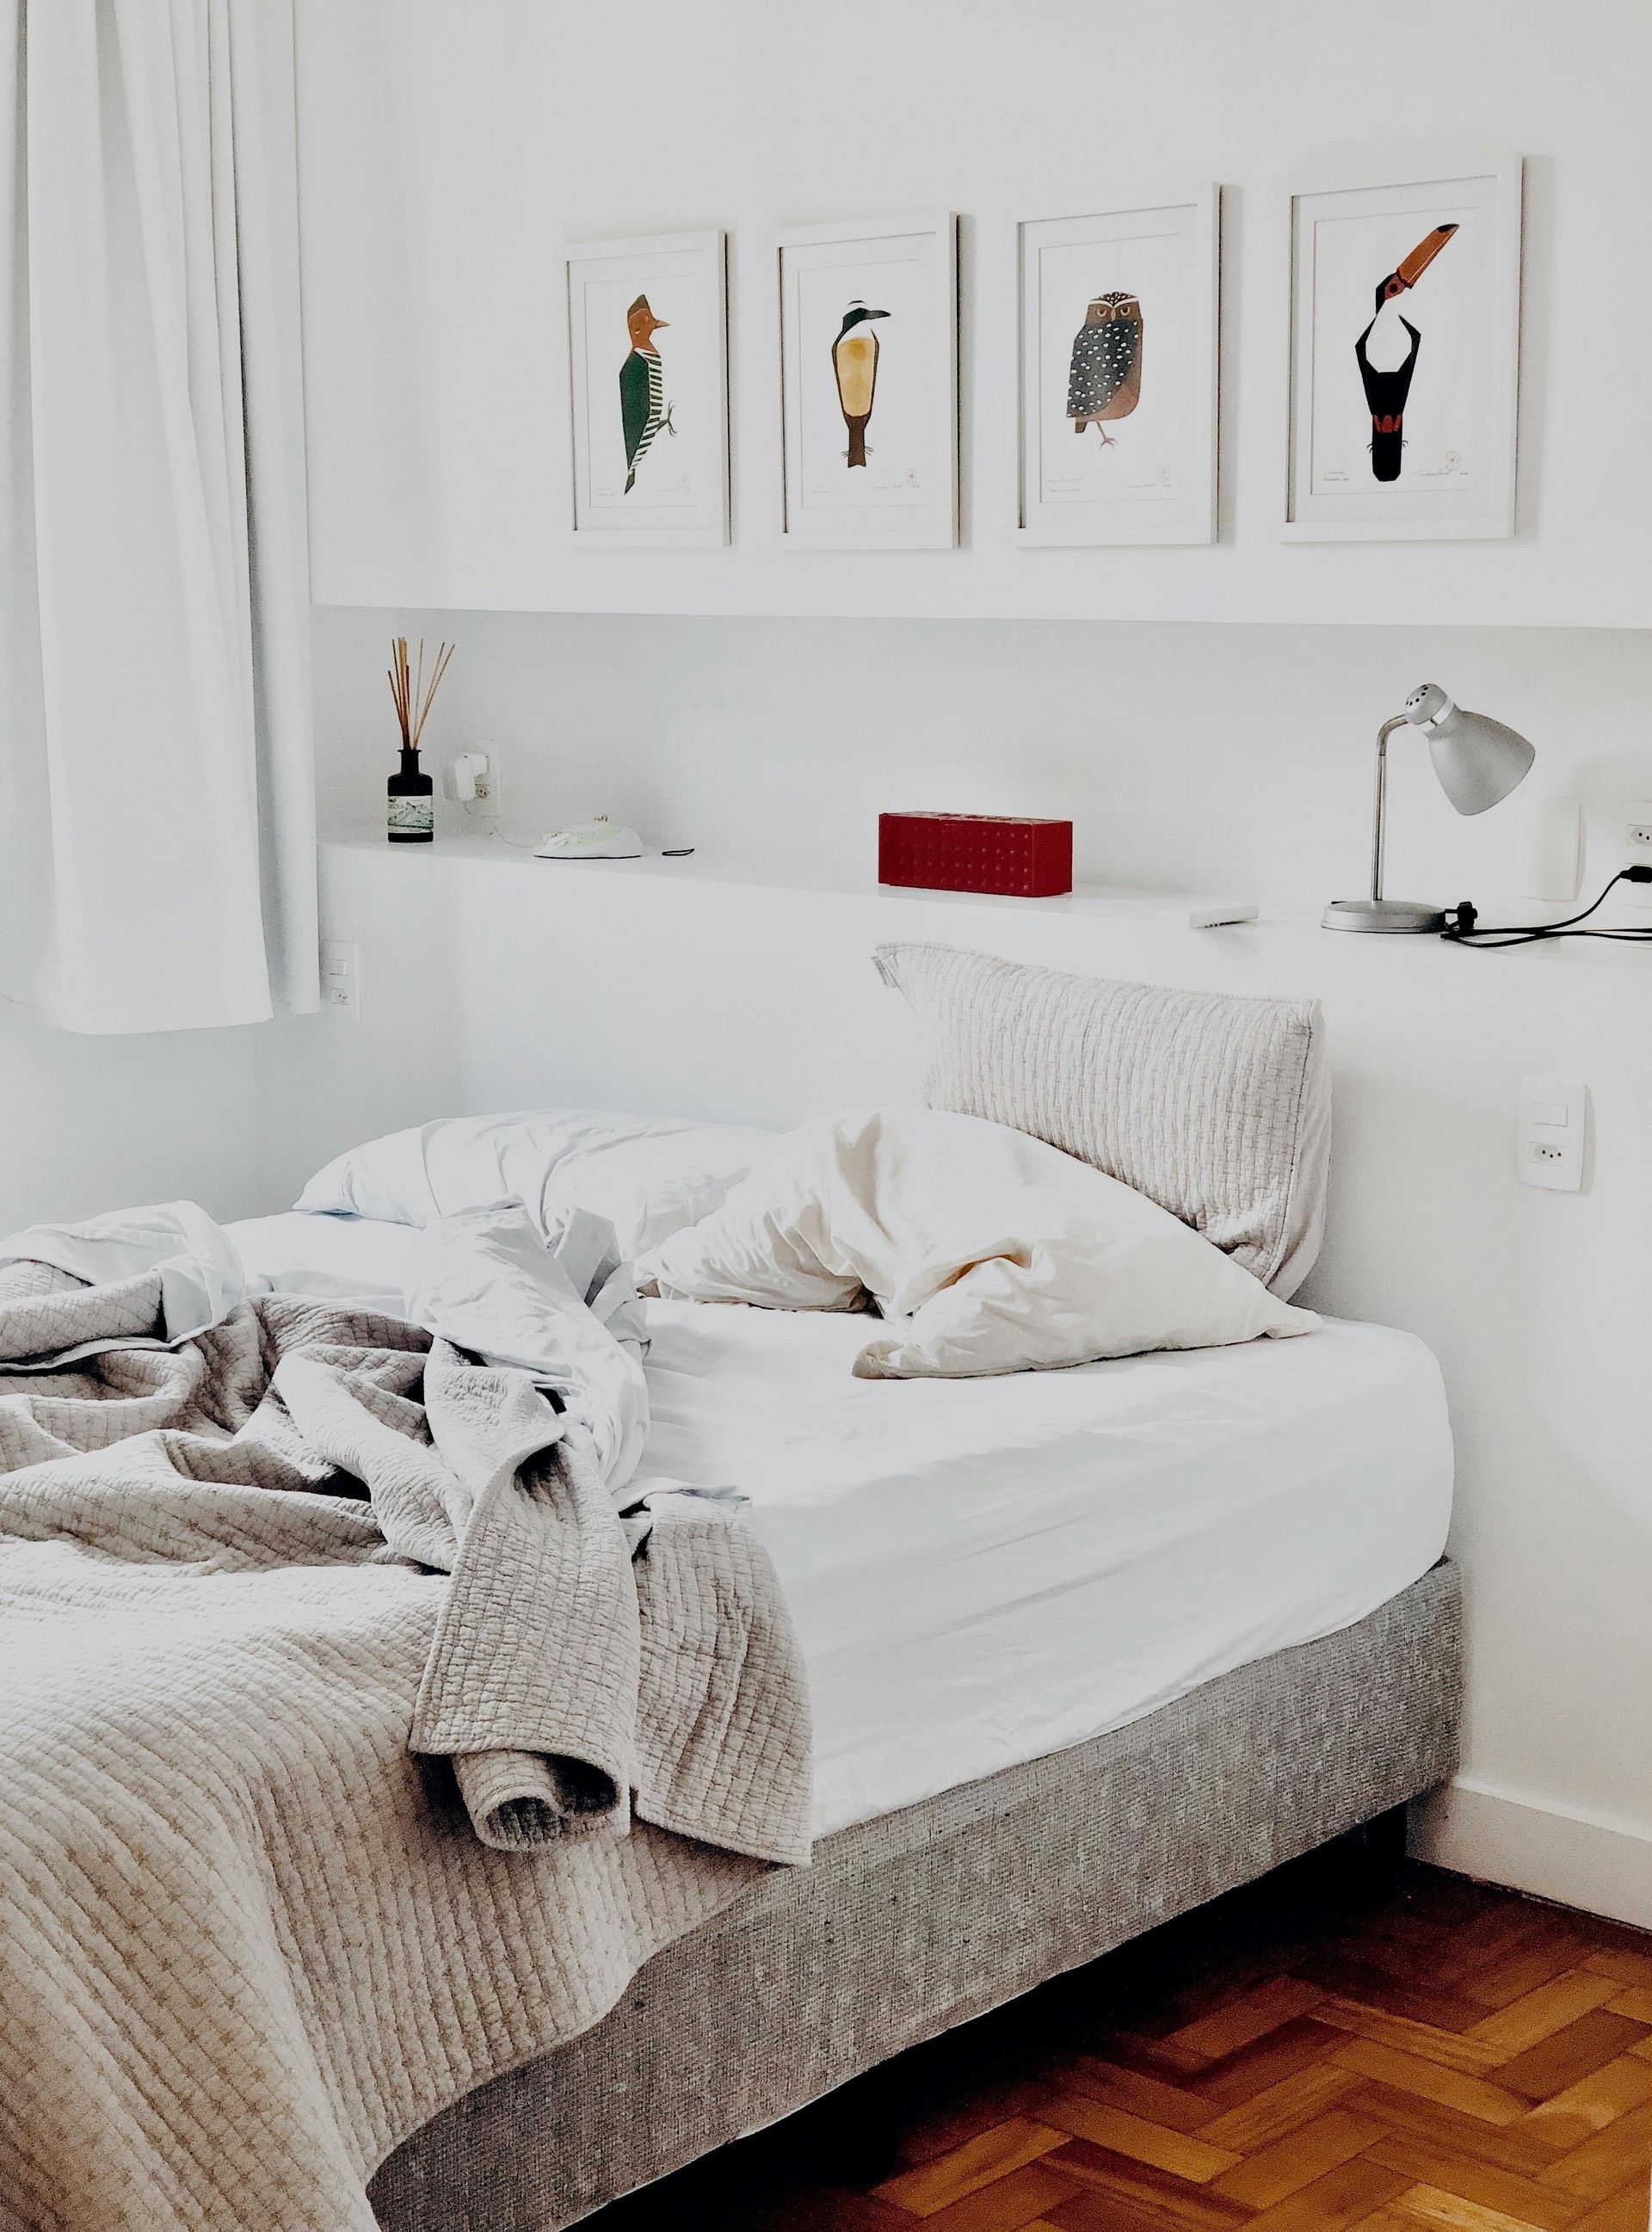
778,212,958,551
564,229,730,549
1279,151,1522,542
1016,184,1218,547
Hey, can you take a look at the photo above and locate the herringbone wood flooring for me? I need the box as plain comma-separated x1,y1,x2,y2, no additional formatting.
591,1842,1652,2232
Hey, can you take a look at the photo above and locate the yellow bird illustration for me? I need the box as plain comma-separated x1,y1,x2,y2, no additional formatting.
831,299,889,468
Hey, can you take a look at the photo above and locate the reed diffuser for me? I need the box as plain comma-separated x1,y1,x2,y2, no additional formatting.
385,636,454,844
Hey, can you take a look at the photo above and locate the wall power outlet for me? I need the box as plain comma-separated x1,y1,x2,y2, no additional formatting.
1618,798,1652,908
466,744,502,822
1516,1074,1584,1193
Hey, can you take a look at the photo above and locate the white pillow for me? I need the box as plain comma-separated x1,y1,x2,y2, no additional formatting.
637,1107,1317,1380
294,1109,778,1259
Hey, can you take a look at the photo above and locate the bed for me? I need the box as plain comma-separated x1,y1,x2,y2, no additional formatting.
225,1205,1459,2232
3,947,1464,2231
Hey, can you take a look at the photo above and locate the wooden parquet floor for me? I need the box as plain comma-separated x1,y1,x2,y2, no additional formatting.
589,1847,1652,2232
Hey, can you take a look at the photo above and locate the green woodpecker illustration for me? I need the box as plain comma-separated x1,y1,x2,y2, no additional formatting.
620,294,675,493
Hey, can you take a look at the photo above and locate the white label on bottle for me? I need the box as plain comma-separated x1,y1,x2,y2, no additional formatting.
389,796,433,835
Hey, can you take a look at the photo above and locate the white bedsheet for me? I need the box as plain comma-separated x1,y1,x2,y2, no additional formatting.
229,1211,428,1304
229,1212,1453,1839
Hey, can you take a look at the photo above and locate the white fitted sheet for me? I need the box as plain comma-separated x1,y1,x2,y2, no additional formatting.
229,1212,1453,1840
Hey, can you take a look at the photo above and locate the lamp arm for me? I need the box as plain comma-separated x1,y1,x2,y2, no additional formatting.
1370,714,1410,903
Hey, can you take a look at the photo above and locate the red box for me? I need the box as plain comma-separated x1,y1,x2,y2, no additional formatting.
878,811,1073,898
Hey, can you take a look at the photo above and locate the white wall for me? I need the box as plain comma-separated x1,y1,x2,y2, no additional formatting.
312,607,1652,911
0,1009,264,1234
293,0,1652,627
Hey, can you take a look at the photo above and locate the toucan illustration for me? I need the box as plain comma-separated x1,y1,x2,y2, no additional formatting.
1356,224,1458,483
831,300,889,468
1067,290,1144,447
620,294,675,494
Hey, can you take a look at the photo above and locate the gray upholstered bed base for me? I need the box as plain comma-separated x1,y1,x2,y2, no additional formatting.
371,1558,1461,2232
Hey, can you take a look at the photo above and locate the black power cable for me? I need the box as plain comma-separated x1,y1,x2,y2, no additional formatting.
1441,865,1652,947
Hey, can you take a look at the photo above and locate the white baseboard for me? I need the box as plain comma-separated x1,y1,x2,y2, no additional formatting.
1411,1778,1652,1930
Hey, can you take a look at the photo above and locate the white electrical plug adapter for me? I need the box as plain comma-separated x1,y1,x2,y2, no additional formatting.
442,750,501,819
443,752,487,804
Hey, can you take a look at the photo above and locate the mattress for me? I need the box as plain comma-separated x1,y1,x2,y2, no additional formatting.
228,1212,1454,1840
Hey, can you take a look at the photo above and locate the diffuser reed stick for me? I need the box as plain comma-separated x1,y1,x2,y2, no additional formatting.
386,636,455,752
385,637,451,844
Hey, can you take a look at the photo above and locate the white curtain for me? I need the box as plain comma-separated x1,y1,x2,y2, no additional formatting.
0,0,317,1033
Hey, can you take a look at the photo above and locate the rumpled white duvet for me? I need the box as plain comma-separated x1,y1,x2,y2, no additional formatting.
3,1195,651,1481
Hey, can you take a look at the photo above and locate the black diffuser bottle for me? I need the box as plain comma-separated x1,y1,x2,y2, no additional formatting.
385,636,453,845
387,748,433,843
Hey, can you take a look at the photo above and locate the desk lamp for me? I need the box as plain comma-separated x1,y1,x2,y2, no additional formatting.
1322,683,1536,934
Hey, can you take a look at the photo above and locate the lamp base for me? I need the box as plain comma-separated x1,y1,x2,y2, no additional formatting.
1322,898,1448,934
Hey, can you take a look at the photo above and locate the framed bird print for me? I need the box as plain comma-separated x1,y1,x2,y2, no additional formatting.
1015,185,1218,547
777,212,959,550
1279,153,1522,541
564,229,730,548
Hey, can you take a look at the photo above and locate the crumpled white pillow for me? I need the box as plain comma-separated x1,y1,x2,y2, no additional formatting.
636,1107,1317,1379
294,1109,777,1258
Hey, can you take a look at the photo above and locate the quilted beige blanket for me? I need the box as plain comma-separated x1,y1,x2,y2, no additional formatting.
0,1224,811,2232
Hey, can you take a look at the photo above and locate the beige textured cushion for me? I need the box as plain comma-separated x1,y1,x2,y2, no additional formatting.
637,1107,1316,1380
872,943,1329,1298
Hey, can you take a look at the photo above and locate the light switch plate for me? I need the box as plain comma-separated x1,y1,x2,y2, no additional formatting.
320,938,360,1019
1517,1073,1584,1192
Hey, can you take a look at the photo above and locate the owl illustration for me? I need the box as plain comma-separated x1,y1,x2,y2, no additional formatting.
1067,291,1143,446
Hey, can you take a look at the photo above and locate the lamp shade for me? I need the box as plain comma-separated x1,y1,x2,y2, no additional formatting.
1402,682,1536,817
